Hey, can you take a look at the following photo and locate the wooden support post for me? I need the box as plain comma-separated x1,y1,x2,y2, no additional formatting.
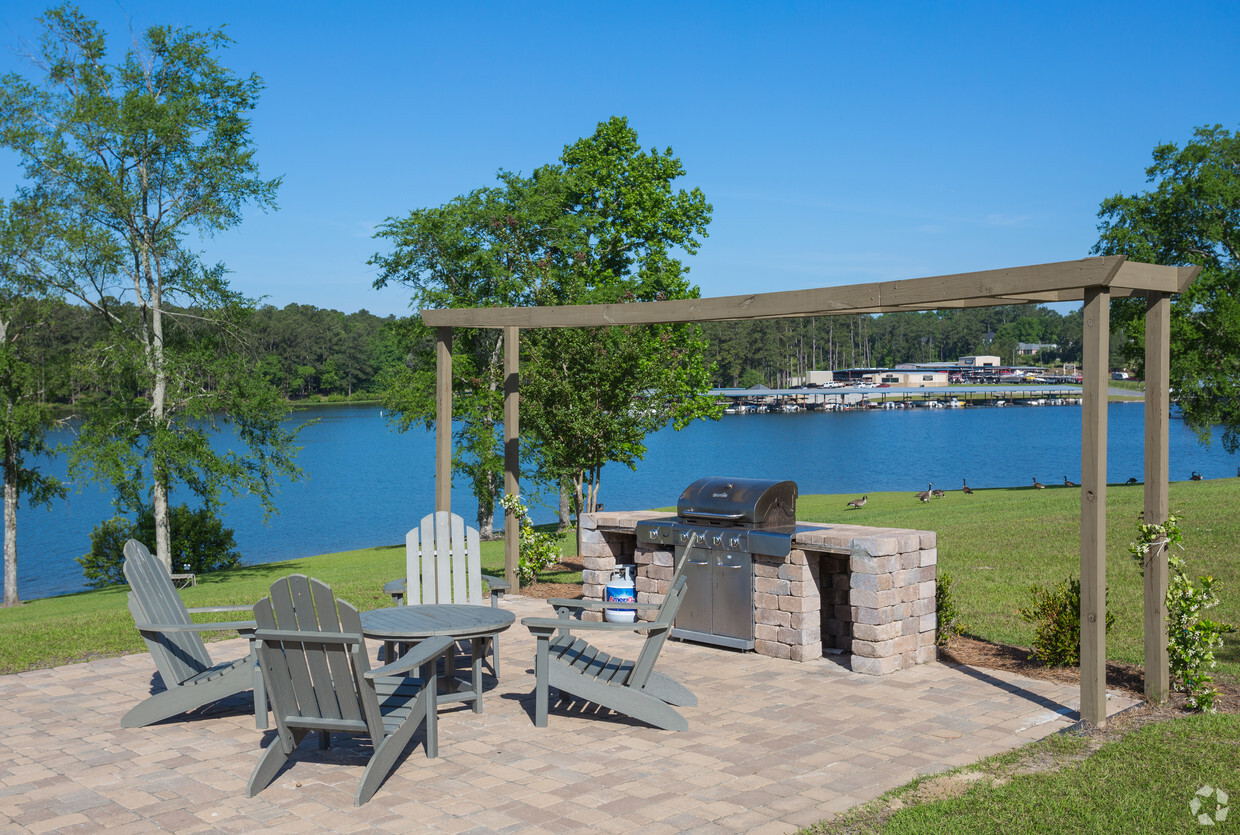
1080,287,1110,726
435,327,453,514
503,326,520,591
1143,292,1171,702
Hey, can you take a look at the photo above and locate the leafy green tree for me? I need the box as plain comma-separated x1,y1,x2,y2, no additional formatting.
1094,124,1240,451
0,5,300,571
373,117,717,537
0,198,66,606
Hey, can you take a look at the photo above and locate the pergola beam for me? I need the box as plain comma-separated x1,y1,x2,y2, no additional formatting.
1080,288,1110,726
421,257,1192,329
1143,293,1171,702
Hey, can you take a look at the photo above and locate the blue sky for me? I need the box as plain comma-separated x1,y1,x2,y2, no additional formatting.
2,1,1237,318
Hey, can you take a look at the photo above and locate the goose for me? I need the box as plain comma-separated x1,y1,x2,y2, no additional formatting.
915,482,933,502
1190,471,1203,481
847,495,868,509
931,488,945,499
1126,477,1139,484
1032,477,1045,489
1064,476,1076,487
961,478,973,495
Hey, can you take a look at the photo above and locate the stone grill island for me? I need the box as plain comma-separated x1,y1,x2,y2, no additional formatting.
580,511,938,674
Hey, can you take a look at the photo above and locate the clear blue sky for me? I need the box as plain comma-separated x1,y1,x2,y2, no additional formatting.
2,1,1237,318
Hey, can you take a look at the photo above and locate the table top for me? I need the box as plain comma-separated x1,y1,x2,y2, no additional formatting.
359,604,515,640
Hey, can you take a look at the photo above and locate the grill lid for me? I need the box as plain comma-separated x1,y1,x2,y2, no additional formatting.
676,477,797,528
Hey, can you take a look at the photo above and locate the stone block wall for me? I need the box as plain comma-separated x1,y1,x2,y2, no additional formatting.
847,535,938,675
577,511,937,675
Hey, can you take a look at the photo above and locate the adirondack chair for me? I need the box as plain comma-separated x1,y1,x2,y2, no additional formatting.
248,574,454,806
382,511,511,675
121,539,267,729
521,574,697,731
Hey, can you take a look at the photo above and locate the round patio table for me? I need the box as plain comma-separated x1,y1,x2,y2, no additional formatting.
360,604,515,713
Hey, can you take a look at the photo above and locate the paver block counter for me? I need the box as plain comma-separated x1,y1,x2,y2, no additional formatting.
578,511,937,675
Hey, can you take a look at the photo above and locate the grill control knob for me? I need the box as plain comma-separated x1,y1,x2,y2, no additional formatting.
712,534,723,547
678,530,690,543
729,536,741,549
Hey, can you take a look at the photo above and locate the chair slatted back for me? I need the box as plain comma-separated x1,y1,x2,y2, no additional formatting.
405,511,484,606
123,539,213,687
626,575,689,690
253,575,383,746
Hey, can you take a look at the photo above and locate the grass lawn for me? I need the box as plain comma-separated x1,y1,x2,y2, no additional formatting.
804,711,1240,834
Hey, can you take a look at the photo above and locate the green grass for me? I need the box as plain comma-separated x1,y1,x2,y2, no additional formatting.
0,529,572,674
799,479,1240,680
804,712,1240,834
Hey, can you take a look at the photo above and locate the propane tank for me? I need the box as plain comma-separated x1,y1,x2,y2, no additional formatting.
604,565,636,623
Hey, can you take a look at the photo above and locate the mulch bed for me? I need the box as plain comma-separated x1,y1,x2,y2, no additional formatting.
514,558,1239,719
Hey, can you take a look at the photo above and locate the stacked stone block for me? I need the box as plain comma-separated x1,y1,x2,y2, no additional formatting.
753,551,822,661
848,534,938,675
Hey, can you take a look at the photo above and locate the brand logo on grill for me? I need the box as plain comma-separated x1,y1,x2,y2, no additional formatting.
712,491,728,498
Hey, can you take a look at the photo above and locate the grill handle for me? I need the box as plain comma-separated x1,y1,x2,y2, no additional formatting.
679,511,743,522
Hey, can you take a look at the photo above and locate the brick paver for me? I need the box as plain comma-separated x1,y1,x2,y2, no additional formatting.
0,594,1137,833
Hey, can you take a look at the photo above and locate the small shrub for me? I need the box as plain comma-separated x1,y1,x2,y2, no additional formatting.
499,494,561,586
78,504,243,589
935,572,968,647
1129,513,1236,711
1018,575,1114,667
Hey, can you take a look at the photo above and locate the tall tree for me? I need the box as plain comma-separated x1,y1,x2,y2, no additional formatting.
0,198,66,606
372,117,717,536
1094,124,1240,452
0,5,300,570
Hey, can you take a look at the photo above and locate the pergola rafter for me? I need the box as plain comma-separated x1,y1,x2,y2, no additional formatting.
421,254,1200,725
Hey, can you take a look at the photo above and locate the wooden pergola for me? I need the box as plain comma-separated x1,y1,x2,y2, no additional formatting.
420,255,1200,725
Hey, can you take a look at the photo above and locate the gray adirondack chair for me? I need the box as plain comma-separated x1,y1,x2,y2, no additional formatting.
521,574,697,731
121,539,267,729
382,511,511,674
248,574,454,806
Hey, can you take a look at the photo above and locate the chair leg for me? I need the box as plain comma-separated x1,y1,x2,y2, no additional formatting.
533,635,550,727
248,727,308,797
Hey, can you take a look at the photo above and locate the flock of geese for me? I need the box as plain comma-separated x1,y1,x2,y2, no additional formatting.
845,470,1220,509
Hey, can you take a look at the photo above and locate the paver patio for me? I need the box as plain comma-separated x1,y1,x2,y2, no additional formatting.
0,593,1138,833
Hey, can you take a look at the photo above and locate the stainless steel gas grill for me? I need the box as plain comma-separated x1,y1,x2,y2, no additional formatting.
635,477,803,651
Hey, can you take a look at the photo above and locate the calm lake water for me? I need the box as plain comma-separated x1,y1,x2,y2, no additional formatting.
17,400,1237,600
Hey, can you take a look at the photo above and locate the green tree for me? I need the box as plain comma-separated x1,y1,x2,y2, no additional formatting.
0,198,66,606
372,117,717,537
1094,124,1240,451
0,5,301,571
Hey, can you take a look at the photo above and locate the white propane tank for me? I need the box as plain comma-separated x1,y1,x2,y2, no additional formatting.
604,565,636,623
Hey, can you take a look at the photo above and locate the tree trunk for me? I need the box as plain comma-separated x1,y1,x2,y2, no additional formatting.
557,480,571,532
4,436,18,607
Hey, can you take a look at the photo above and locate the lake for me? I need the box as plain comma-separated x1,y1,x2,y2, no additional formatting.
16,400,1237,600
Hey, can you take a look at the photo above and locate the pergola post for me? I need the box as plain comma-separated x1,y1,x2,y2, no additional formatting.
503,326,520,590
1143,292,1171,701
1080,287,1110,726
435,327,453,513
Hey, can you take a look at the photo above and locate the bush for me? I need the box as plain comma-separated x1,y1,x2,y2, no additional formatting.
78,504,243,589
935,572,968,647
498,494,561,586
1129,513,1236,711
1018,575,1114,667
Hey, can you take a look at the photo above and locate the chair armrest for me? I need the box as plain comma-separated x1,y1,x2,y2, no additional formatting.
522,616,660,635
187,604,252,614
545,597,660,612
135,620,257,634
482,574,511,595
383,578,406,604
365,635,456,679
